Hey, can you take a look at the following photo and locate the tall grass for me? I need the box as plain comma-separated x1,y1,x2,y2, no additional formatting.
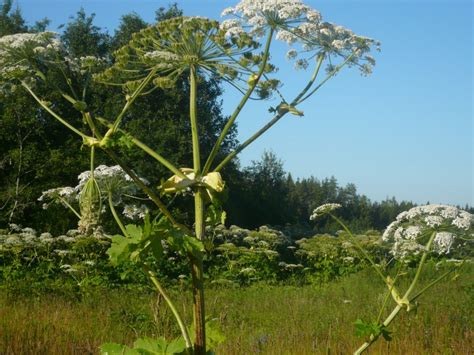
1,265,472,354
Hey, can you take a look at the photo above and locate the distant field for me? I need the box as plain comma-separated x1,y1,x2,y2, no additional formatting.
1,266,473,355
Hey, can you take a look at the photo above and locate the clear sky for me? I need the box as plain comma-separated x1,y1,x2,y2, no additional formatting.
18,0,473,206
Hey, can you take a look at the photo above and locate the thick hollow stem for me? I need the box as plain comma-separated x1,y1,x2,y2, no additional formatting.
189,64,207,354
190,66,201,175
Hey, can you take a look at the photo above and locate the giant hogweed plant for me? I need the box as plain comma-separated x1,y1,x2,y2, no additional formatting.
311,203,473,354
0,1,381,353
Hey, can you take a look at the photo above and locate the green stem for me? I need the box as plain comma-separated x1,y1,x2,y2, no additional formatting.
146,268,193,349
108,191,128,237
403,231,436,298
190,66,201,175
190,64,206,355
95,117,186,180
21,81,87,140
214,111,285,172
214,55,326,172
104,149,193,236
330,214,387,285
296,52,355,105
354,231,438,354
354,305,402,355
90,146,95,176
409,268,455,302
291,54,324,105
202,29,274,175
376,262,404,324
58,197,81,219
108,68,158,135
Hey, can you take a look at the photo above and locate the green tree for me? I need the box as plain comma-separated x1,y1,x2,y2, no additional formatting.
60,8,110,57
0,0,26,35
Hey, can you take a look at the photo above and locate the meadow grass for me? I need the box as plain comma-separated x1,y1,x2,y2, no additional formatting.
1,264,472,354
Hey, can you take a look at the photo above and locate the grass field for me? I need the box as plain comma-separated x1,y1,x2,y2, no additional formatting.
1,265,473,355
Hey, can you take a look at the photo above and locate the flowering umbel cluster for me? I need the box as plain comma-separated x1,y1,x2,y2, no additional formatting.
221,0,380,74
96,16,278,97
39,165,149,233
382,205,474,259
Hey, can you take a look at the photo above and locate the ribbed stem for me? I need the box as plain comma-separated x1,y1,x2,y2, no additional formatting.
190,65,206,355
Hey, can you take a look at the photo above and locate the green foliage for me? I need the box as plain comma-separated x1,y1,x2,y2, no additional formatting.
354,319,392,342
100,336,187,355
60,8,110,57
0,0,26,36
108,216,204,270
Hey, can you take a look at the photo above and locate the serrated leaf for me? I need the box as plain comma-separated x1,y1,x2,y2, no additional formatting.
164,337,187,354
107,235,129,266
125,224,143,240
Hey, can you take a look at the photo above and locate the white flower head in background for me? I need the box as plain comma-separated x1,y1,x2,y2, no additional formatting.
382,204,473,259
38,186,77,209
76,165,144,205
0,32,61,95
310,203,342,220
123,204,148,220
221,0,380,74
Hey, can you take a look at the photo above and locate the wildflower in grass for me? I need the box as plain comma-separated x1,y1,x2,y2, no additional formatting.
382,205,474,259
310,203,342,220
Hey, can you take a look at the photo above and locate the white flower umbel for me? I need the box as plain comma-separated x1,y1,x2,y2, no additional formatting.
222,0,380,74
382,204,473,259
0,32,60,93
310,203,342,220
76,165,142,205
38,186,77,210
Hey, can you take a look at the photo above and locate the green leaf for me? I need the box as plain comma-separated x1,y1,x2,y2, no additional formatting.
133,336,186,354
126,224,143,240
190,318,226,351
164,337,187,354
100,343,140,355
107,224,142,266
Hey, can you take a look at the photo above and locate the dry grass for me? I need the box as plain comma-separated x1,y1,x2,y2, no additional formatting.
1,266,472,354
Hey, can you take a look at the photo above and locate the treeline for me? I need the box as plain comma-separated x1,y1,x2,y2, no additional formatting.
226,151,417,233
1,1,469,235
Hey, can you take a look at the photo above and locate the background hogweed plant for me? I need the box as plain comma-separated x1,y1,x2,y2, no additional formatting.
0,0,382,353
311,203,473,354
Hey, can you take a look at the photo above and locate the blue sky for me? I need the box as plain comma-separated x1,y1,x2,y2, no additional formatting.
19,0,473,206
